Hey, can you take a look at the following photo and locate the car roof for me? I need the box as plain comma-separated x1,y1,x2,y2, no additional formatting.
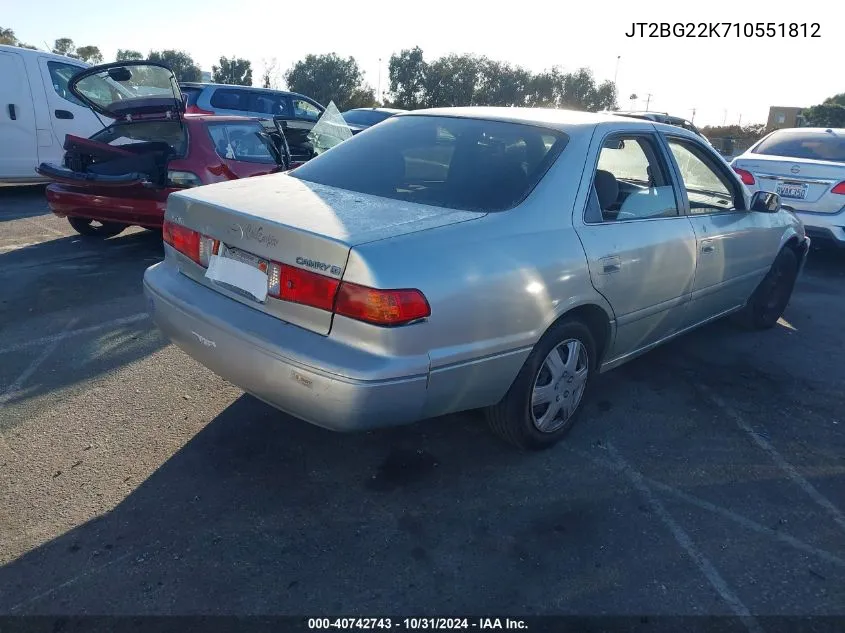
345,107,407,114
766,127,844,135
0,44,90,65
399,107,644,130
178,82,314,100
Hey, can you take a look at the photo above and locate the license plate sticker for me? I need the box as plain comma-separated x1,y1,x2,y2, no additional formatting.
205,253,268,302
776,182,809,200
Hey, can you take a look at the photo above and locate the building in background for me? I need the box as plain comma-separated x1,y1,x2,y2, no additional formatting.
767,106,806,129
201,71,212,82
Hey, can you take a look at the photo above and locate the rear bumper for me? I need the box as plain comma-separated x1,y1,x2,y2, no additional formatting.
793,209,845,247
46,183,172,228
143,262,429,431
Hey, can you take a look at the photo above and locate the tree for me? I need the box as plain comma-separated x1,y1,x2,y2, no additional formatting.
387,47,427,109
212,56,253,86
802,104,845,128
261,58,278,89
424,54,482,107
284,53,367,111
116,49,143,61
0,26,17,45
76,46,103,64
147,49,201,82
347,86,377,109
475,59,531,107
52,38,76,57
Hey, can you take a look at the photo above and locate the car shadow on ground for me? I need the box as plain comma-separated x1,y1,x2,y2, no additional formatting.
0,229,166,421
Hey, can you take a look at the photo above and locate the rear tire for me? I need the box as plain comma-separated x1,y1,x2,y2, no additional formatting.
736,248,799,330
68,216,126,238
486,318,596,450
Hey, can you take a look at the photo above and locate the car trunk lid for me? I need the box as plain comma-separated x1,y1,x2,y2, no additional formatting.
166,172,484,335
69,61,184,122
734,154,845,207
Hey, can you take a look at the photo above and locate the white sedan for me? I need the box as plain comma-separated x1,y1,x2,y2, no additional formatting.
731,127,845,248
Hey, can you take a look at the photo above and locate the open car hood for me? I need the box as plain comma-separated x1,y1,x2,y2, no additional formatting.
69,61,184,122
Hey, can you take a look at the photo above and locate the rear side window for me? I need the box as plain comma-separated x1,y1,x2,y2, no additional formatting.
90,121,188,156
292,98,322,121
291,115,567,212
47,61,86,107
209,88,250,111
207,122,276,164
753,130,845,162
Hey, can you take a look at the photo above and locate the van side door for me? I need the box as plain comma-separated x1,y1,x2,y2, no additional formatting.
0,50,38,180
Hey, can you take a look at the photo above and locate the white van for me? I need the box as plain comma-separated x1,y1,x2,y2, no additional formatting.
0,45,105,185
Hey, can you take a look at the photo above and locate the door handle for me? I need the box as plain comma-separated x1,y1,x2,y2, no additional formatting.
55,109,74,119
7,104,16,120
599,256,622,274
701,240,715,254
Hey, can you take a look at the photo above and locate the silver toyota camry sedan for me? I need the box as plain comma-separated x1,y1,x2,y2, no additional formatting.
143,107,810,450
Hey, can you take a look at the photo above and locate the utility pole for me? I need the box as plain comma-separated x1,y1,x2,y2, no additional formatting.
690,107,696,123
645,93,652,110
723,109,727,125
377,58,382,105
738,113,742,127
613,55,621,88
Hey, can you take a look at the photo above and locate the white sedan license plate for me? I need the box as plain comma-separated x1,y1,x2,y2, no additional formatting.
776,182,809,200
205,248,269,302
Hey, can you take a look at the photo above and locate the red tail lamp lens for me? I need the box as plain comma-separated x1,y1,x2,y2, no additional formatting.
334,282,430,326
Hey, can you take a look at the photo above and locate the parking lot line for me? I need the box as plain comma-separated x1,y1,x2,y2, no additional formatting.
698,384,845,534
0,318,79,406
573,447,845,570
0,313,150,356
606,443,762,633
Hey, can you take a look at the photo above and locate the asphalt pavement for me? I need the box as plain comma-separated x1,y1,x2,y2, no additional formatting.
1,186,844,621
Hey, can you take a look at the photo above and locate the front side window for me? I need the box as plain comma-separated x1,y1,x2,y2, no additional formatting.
291,115,567,212
207,122,276,164
292,98,322,121
667,139,739,214
588,135,679,222
47,61,86,107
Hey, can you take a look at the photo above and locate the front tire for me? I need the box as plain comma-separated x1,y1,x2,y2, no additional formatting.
738,248,799,330
486,318,596,450
68,216,126,238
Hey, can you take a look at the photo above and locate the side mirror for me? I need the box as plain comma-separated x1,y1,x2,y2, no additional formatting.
750,190,781,213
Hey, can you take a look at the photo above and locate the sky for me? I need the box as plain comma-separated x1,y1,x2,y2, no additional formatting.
4,0,841,127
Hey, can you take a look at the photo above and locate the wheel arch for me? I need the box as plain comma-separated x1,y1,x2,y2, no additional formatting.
544,301,614,369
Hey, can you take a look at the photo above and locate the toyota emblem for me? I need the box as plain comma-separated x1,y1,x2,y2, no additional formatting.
790,165,800,174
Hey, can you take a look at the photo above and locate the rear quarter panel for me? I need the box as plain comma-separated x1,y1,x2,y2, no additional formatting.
334,129,614,417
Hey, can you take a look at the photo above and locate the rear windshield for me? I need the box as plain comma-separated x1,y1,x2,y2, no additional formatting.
753,130,845,162
91,121,188,156
291,115,567,212
342,110,393,126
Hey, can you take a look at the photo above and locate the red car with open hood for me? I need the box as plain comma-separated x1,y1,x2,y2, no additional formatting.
37,61,297,237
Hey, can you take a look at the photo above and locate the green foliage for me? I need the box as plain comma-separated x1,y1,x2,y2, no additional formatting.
385,50,618,111
700,123,767,140
76,45,103,64
116,49,143,61
212,57,253,86
52,38,75,57
802,104,845,128
148,49,202,82
0,26,18,45
284,53,371,110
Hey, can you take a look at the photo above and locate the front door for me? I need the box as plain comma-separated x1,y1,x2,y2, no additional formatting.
663,135,783,326
575,132,697,363
37,56,102,149
0,51,38,180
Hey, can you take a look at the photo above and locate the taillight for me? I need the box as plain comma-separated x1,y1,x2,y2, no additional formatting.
832,181,845,195
185,104,214,115
335,282,430,326
162,220,217,266
267,261,340,311
732,166,755,186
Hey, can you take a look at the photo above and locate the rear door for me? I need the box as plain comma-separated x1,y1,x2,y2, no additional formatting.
0,50,38,179
663,134,781,326
574,130,697,361
37,57,101,147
